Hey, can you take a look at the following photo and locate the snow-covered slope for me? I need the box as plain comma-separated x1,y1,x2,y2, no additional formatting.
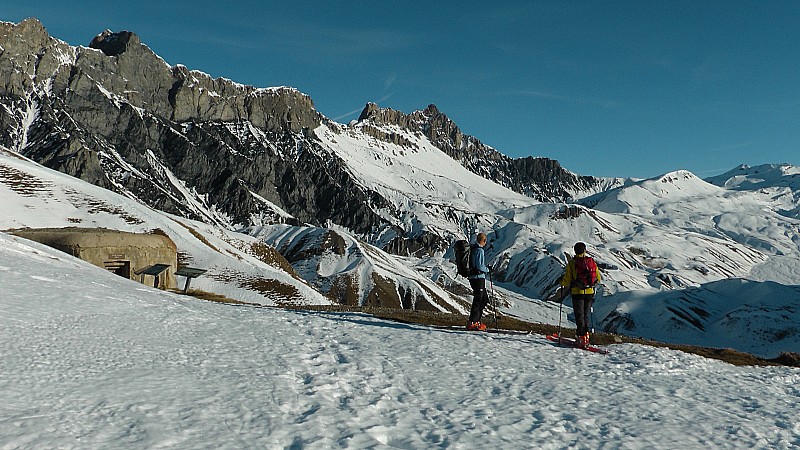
706,163,800,219
317,122,538,216
245,224,468,313
596,279,800,358
2,231,799,449
0,148,329,306
706,163,800,191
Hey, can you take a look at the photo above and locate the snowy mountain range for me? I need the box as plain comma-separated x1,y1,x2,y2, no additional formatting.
2,18,800,359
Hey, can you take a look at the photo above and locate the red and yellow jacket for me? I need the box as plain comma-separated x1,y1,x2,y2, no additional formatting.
560,253,602,295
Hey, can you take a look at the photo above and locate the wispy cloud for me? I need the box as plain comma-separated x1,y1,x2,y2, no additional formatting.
516,90,619,108
332,107,367,122
384,73,397,91
332,92,394,122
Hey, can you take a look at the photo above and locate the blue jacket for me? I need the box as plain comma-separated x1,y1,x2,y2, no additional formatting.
468,244,489,280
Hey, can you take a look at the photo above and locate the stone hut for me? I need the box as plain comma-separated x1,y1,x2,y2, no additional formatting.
12,227,178,289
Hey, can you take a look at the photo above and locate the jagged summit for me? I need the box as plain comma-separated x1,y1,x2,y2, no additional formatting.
89,30,138,56
2,17,47,38
357,102,441,124
357,102,379,121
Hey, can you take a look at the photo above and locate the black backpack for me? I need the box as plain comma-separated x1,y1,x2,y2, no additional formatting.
454,240,474,277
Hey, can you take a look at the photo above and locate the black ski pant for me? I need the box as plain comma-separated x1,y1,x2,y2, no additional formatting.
468,278,490,323
572,294,594,337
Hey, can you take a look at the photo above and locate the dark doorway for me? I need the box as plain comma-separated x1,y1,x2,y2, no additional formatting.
104,260,131,279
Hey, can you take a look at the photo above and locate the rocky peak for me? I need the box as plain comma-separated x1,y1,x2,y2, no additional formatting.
89,30,138,56
358,102,442,127
0,18,55,58
352,102,604,202
357,102,463,144
2,17,48,40
423,104,439,114
357,102,379,121
357,102,412,127
0,18,77,97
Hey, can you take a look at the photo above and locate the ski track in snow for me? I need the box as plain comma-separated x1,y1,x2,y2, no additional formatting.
2,235,800,449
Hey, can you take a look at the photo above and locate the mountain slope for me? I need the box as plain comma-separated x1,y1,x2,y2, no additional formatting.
0,147,495,314
356,102,623,202
0,146,328,306
706,163,800,219
597,279,800,358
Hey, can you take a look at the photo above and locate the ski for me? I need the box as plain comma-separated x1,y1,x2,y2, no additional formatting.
546,333,609,354
421,323,533,336
380,318,533,336
452,325,532,336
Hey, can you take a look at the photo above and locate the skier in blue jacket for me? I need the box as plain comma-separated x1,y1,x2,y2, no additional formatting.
466,232,491,331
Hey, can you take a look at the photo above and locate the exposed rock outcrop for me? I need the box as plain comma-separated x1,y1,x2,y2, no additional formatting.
0,19,379,232
89,30,137,56
357,102,607,202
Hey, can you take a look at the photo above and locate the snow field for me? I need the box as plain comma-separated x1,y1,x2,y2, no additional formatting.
2,234,799,449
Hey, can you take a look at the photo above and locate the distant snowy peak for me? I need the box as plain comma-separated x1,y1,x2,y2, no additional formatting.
585,169,723,215
705,163,800,191
639,170,722,197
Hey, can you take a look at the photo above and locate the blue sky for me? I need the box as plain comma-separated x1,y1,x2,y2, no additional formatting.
7,1,800,178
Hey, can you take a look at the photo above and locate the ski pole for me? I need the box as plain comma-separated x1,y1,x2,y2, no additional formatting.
489,271,498,328
556,288,564,341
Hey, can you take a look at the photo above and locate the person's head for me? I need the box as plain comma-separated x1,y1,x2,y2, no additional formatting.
476,233,487,246
574,242,587,255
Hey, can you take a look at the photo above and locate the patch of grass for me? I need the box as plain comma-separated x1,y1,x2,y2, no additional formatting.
327,272,361,306
171,219,222,254
177,251,192,268
240,277,304,305
770,352,800,366
82,198,145,225
0,163,53,197
173,289,253,305
249,242,301,279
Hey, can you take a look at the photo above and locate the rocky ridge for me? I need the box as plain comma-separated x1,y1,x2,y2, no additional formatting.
356,102,619,201
0,19,614,244
0,19,393,233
